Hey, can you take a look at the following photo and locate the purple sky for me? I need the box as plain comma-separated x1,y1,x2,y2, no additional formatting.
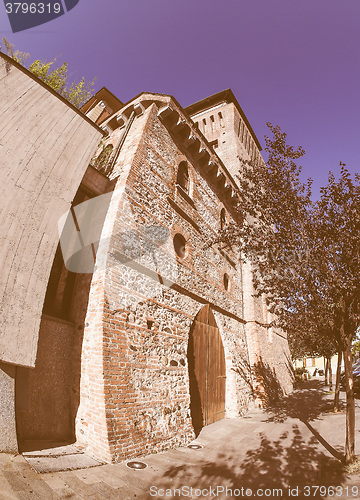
1,0,359,198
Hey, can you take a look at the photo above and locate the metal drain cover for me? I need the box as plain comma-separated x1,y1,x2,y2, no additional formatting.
187,444,203,450
126,461,147,470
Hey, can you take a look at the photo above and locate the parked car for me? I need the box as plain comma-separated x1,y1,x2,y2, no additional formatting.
340,360,360,392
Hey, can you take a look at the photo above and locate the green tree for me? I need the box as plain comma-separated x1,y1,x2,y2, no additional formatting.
28,59,68,92
218,125,360,463
352,339,360,357
1,36,29,64
311,167,360,463
63,76,96,109
1,37,95,108
217,123,312,325
287,303,338,393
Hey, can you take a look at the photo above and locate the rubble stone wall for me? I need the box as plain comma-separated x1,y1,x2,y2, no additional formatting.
76,104,255,463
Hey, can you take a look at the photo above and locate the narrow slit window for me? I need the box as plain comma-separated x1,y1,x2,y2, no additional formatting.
220,208,226,230
237,119,242,136
218,112,224,128
177,161,190,193
223,273,230,291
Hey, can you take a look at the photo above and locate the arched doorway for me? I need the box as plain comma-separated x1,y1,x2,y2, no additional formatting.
15,179,111,452
187,305,226,435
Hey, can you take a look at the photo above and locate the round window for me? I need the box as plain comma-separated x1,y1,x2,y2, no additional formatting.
173,233,186,258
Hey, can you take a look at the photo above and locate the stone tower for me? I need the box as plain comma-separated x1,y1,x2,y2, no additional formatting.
0,62,294,463
186,89,263,178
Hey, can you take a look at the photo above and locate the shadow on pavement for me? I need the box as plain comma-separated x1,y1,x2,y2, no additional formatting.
264,379,343,423
261,379,345,462
146,424,346,499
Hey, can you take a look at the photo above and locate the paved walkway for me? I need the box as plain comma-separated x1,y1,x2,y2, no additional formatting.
1,380,360,499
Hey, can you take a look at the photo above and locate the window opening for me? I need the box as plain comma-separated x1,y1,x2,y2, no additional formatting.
223,273,230,291
173,233,186,258
177,161,190,193
220,208,226,230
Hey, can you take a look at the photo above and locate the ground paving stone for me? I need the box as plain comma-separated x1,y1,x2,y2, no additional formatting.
24,453,103,474
60,473,107,499
77,465,127,489
88,481,123,500
1,381,360,499
0,472,22,500
40,472,74,492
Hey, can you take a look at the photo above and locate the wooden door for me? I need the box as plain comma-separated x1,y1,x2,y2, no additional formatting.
187,305,226,432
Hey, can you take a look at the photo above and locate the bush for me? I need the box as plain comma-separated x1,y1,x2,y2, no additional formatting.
294,367,310,383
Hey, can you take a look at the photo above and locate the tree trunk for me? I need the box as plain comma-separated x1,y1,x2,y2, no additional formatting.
344,344,355,463
324,357,329,386
328,357,333,390
334,350,342,411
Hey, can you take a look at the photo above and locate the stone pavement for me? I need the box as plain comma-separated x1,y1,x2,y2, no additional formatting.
1,380,360,500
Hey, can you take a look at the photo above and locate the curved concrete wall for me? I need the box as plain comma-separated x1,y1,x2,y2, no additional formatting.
0,53,104,367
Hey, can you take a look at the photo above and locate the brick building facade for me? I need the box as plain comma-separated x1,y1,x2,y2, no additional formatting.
0,54,293,464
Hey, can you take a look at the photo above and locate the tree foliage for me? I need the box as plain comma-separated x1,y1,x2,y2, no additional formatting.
218,123,312,323
312,167,360,347
352,339,360,357
311,168,360,461
218,123,360,463
28,59,68,92
1,36,29,64
1,37,95,108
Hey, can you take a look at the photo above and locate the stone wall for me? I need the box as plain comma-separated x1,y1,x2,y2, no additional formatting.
0,53,104,368
188,92,294,405
0,70,294,461
76,101,256,463
16,317,75,443
14,166,113,451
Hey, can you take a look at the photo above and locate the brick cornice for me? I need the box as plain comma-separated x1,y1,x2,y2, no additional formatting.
100,93,241,211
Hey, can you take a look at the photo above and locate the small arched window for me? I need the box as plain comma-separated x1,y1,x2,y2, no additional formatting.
177,161,190,193
223,273,230,291
220,208,226,230
173,233,186,258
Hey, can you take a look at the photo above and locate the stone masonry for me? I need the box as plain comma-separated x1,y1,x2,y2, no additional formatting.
74,91,294,463
0,56,294,463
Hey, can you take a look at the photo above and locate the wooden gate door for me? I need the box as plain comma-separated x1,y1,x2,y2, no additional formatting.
187,305,226,431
